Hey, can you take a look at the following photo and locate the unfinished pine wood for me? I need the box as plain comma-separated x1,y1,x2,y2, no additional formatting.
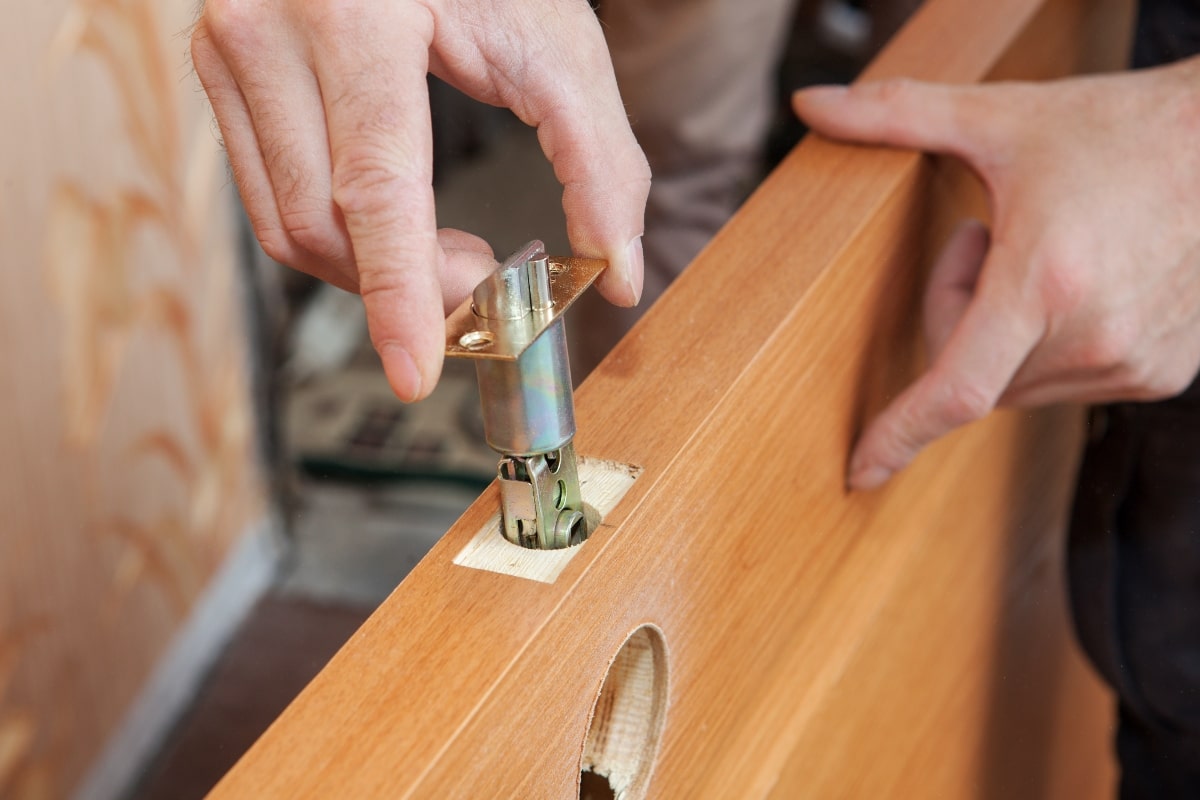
212,0,1130,796
0,0,264,794
453,458,642,583
580,625,669,798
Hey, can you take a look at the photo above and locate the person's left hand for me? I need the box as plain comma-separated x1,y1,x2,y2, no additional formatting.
793,58,1200,490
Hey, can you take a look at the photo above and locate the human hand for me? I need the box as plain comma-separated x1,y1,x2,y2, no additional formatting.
192,0,650,401
793,58,1200,490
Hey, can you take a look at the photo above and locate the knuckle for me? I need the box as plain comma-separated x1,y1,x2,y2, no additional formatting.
1079,316,1137,371
356,264,407,303
252,223,294,267
356,248,436,303
202,0,263,49
879,421,924,473
356,272,391,300
1137,361,1193,400
629,150,653,188
1037,251,1090,317
331,148,409,219
860,77,917,107
297,0,375,35
939,380,994,427
278,204,345,262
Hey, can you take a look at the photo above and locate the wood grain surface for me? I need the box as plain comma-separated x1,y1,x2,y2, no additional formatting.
211,0,1130,796
1,0,265,795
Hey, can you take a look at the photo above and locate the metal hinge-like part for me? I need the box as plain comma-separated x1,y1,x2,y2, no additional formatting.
444,241,605,550
498,449,586,549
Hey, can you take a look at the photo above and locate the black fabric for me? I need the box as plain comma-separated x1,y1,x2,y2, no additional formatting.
1069,389,1200,799
1133,0,1200,67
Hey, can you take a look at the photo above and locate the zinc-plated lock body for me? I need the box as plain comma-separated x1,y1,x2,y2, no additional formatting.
444,241,606,550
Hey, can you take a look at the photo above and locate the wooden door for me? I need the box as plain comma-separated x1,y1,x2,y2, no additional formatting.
211,0,1130,796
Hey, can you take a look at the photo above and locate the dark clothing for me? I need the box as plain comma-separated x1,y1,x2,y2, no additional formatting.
1133,0,1200,67
1066,4,1200,797
1069,383,1200,798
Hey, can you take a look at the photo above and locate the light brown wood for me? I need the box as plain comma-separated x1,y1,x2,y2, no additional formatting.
0,0,265,794
212,0,1130,796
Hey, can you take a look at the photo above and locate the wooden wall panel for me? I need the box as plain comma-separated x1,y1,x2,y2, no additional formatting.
0,0,265,795
212,0,1128,796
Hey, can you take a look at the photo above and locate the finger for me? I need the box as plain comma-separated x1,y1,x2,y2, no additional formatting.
924,219,989,359
792,80,999,164
192,21,350,293
203,6,354,278
194,7,355,291
436,229,497,313
310,1,441,402
490,5,651,307
848,263,1043,490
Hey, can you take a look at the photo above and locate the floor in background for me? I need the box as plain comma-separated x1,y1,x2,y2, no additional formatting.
130,593,371,800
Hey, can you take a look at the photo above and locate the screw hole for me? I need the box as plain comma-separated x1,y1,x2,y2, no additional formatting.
459,330,495,351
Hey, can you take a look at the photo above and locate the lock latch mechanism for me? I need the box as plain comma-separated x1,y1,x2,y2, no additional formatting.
445,241,606,549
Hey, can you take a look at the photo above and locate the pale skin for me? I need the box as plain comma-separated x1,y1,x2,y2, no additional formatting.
794,56,1200,490
191,0,650,403
191,5,1200,491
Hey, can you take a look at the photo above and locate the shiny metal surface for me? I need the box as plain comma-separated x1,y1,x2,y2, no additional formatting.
471,240,540,321
496,444,585,549
475,320,574,455
445,241,596,549
445,248,607,362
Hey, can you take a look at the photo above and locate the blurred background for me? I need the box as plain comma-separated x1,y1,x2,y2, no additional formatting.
0,1,913,798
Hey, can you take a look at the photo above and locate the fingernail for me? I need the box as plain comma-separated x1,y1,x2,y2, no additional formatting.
849,465,892,492
625,236,644,306
380,343,423,403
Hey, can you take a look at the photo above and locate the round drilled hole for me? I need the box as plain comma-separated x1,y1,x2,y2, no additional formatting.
458,330,495,351
579,625,669,799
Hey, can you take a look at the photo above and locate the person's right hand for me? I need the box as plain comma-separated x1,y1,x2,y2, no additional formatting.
192,0,650,401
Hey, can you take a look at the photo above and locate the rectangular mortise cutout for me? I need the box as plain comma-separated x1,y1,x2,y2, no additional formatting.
452,457,642,584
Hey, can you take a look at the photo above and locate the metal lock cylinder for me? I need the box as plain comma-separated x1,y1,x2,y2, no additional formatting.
444,241,607,550
471,248,575,456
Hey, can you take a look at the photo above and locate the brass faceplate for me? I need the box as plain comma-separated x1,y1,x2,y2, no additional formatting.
443,255,607,362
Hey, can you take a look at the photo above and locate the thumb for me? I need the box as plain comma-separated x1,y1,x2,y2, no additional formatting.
792,79,996,163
